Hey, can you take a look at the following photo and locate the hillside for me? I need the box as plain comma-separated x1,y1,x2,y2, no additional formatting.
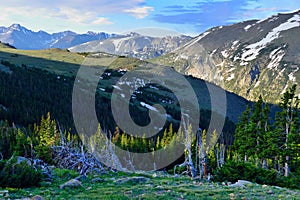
151,10,300,103
0,45,254,137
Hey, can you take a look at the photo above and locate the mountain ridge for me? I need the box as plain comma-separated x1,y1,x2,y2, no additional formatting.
0,24,118,50
151,10,300,103
69,32,192,59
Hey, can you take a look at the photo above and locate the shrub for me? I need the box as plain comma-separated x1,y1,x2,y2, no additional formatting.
0,158,41,188
213,161,278,185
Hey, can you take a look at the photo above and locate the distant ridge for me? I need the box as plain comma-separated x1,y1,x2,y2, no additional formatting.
0,24,118,50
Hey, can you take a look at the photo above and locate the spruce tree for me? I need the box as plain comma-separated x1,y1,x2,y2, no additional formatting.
274,84,300,176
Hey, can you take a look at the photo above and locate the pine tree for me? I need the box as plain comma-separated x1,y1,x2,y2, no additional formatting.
274,84,300,176
233,105,251,161
35,112,58,164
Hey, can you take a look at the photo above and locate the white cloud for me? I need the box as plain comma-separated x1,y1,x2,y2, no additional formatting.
124,6,154,19
0,0,147,26
92,18,113,25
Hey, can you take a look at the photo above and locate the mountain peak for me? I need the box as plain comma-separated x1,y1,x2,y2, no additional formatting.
9,23,22,30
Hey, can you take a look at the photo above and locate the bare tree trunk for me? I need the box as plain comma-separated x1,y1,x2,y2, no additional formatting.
220,144,225,167
215,146,220,168
182,117,196,178
285,156,290,177
262,158,267,169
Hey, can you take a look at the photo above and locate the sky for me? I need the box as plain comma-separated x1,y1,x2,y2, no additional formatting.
0,0,299,36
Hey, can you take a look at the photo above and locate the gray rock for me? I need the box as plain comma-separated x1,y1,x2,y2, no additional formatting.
0,190,9,197
75,175,88,182
267,190,274,194
59,179,82,189
228,180,253,188
16,156,31,165
91,178,104,183
31,195,44,200
114,176,150,184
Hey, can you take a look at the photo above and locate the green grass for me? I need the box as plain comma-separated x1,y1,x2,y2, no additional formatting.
2,169,300,199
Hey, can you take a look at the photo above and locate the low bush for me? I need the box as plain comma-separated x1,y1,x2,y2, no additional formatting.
0,158,41,188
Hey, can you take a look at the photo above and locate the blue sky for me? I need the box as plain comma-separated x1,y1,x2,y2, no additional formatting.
0,0,299,36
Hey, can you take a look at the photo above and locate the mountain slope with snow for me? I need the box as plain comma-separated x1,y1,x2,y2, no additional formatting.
152,10,300,103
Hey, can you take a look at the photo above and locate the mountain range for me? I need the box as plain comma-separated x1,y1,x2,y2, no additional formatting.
0,24,117,50
69,33,192,59
152,10,300,103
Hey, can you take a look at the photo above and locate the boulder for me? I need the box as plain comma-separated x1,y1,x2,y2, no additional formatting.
0,190,9,197
16,156,31,165
31,195,44,200
228,180,253,188
59,179,82,189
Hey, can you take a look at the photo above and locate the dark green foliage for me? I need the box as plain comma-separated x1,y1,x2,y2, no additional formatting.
214,160,300,189
0,158,41,188
34,112,60,164
0,113,60,164
214,161,278,185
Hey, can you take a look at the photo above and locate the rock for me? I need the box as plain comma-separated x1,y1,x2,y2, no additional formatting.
227,182,232,186
114,176,150,184
75,175,88,182
59,179,82,189
0,190,9,198
124,190,132,195
31,195,44,200
267,190,274,194
91,178,104,183
229,180,253,188
16,156,32,165
86,187,92,190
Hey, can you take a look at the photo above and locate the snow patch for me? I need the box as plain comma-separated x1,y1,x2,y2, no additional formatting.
267,48,285,70
216,61,225,67
288,67,299,82
183,31,211,49
226,68,235,73
140,102,158,112
244,25,253,31
112,85,122,90
232,40,239,48
221,50,229,58
112,36,132,52
241,14,300,61
226,74,235,81
281,84,289,94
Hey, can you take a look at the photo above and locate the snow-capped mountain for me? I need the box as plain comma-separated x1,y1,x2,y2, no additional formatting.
152,10,300,103
0,24,117,49
69,33,192,59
